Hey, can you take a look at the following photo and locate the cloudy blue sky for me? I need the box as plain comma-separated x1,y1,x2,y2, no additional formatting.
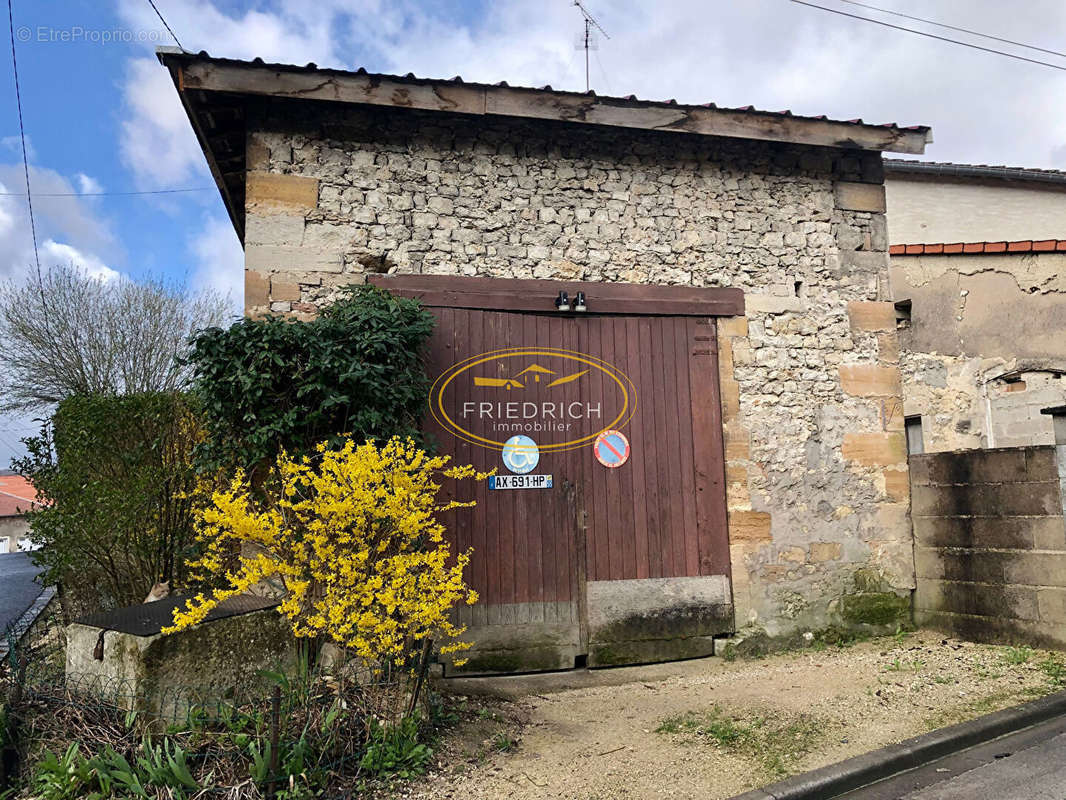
1,0,1065,463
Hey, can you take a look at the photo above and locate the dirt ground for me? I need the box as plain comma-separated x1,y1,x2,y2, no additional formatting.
401,631,1066,800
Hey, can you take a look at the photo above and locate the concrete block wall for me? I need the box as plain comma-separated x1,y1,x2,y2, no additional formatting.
913,445,1066,647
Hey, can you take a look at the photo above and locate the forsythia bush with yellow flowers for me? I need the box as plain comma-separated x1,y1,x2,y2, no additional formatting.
165,436,490,666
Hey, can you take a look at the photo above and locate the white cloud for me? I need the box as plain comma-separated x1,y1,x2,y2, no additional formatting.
112,0,1066,176
0,135,34,161
76,173,103,195
115,0,356,188
188,214,244,320
40,240,120,283
119,57,207,188
0,167,119,283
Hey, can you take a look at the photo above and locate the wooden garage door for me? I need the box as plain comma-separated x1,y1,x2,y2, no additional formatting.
370,275,737,652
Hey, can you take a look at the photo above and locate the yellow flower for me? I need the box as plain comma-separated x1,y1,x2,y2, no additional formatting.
164,436,490,669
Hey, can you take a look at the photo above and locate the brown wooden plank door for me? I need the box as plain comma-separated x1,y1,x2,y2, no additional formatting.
572,316,730,582
423,309,731,673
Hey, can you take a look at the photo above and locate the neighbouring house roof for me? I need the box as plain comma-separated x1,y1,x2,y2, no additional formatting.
885,159,1066,186
890,240,1066,256
0,474,36,518
156,48,932,243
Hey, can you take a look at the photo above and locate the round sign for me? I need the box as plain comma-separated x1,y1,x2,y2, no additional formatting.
502,435,540,474
594,429,630,468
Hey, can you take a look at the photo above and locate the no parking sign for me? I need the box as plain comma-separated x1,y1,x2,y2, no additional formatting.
593,429,630,468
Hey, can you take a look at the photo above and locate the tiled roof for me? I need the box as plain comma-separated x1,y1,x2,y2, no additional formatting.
890,240,1066,255
885,159,1066,185
0,475,37,517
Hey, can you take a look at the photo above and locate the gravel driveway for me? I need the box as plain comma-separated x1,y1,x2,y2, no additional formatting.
407,632,1065,800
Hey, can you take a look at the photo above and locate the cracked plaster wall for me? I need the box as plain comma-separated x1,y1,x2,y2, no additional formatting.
890,252,1066,452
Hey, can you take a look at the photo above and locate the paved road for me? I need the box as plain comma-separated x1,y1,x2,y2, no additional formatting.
840,714,1066,800
0,551,44,635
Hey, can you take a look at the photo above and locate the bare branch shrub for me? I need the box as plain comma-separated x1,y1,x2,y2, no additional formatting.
0,265,230,412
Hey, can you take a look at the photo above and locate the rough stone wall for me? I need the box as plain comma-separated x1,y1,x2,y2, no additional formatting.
243,103,911,638
891,253,1066,452
913,446,1066,647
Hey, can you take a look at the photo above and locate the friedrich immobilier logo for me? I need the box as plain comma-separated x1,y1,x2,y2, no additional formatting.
430,347,636,453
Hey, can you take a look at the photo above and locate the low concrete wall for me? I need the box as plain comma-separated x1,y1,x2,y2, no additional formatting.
913,446,1066,647
586,575,733,667
67,601,297,722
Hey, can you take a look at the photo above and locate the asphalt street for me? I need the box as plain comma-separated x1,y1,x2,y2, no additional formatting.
839,714,1066,800
0,551,44,635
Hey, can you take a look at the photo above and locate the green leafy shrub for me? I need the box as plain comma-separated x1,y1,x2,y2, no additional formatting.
359,716,432,779
10,665,443,798
186,285,434,476
16,393,202,617
29,744,94,800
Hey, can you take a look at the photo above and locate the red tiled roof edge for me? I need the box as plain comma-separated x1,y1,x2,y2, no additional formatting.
890,240,1066,255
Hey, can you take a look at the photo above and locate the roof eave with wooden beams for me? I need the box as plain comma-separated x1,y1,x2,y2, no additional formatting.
156,48,932,245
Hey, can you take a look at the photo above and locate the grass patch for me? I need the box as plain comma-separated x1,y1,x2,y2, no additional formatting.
883,658,924,673
491,732,517,753
656,706,827,778
1003,646,1033,666
1038,657,1066,688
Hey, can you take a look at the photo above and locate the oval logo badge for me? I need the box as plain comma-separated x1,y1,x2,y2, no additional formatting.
430,347,636,453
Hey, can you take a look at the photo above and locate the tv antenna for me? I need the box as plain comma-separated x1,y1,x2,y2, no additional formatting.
573,0,609,92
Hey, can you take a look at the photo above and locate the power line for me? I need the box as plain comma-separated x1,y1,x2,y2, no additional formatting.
6,0,41,277
835,0,1066,60
146,0,185,51
791,0,1066,72
0,187,214,197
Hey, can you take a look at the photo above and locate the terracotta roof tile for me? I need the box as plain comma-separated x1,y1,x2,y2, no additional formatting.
0,475,37,517
891,239,1066,256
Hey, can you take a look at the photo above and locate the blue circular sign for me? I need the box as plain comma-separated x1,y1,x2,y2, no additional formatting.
502,435,540,474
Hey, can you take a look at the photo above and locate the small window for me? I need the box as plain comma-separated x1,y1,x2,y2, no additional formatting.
905,415,924,455
1002,377,1026,393
894,299,912,329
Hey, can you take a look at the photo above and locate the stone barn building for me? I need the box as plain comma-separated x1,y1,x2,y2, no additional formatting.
159,48,931,672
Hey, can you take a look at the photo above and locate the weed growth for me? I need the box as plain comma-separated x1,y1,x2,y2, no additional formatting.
656,706,826,778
